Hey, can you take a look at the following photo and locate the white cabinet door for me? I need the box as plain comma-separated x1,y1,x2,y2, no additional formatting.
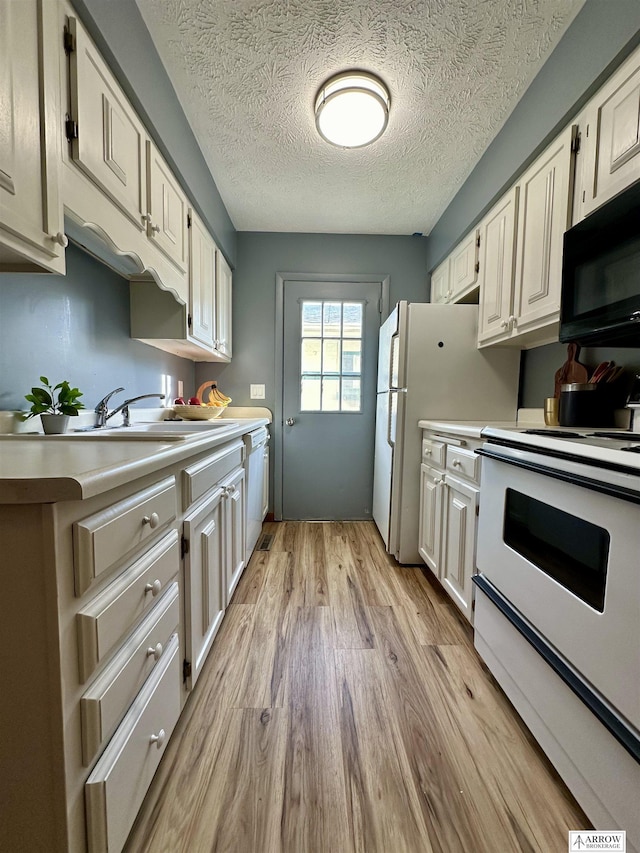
418,464,443,575
223,466,246,603
183,486,225,689
513,125,575,339
215,250,233,359
146,140,188,277
582,46,640,217
477,185,519,346
0,0,64,272
430,257,450,304
188,210,215,350
449,229,479,301
440,474,478,621
68,16,146,232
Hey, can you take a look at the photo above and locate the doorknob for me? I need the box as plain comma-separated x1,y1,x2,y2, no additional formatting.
285,418,295,426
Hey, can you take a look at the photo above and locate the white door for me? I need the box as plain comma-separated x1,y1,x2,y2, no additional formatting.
282,280,382,520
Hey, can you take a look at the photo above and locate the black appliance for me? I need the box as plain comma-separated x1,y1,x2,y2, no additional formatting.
560,179,640,346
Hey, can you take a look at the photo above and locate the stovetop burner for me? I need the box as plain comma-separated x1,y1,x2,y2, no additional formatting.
522,429,585,438
590,432,640,441
621,445,640,453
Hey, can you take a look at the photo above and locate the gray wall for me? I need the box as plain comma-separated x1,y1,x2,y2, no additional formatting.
0,245,195,412
73,0,236,265
194,232,429,409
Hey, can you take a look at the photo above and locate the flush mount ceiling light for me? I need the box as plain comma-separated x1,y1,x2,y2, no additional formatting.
315,71,390,148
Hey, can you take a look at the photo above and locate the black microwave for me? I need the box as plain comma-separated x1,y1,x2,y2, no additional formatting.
560,179,640,347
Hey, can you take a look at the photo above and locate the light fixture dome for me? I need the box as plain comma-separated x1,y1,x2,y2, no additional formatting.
315,71,390,148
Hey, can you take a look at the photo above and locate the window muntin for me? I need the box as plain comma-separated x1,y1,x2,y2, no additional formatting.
300,300,364,412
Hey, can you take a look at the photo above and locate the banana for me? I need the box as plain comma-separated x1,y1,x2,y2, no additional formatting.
207,384,231,406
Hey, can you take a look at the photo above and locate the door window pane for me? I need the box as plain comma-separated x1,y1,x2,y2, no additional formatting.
300,299,364,412
342,302,363,338
323,302,342,337
322,339,341,373
301,376,321,410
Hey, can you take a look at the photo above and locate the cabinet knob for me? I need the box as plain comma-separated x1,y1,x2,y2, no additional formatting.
500,320,509,329
452,459,462,468
144,578,162,597
146,642,163,661
149,728,166,749
143,512,160,529
151,224,161,235
50,231,69,247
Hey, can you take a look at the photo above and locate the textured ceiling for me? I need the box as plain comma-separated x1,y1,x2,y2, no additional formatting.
135,0,584,235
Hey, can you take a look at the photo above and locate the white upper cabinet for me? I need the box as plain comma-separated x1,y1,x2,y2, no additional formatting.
576,44,640,221
188,210,216,350
146,140,188,277
0,0,65,273
68,15,146,233
215,250,233,359
430,229,479,305
477,186,519,346
430,257,450,304
512,124,576,340
478,125,575,348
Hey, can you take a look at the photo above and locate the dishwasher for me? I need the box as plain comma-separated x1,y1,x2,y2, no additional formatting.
244,426,269,559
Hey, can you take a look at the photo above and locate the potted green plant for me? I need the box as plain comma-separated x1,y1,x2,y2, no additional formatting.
23,377,85,434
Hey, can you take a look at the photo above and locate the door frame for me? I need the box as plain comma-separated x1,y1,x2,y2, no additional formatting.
274,272,390,520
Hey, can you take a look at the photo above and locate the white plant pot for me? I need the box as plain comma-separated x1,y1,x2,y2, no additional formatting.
40,414,70,435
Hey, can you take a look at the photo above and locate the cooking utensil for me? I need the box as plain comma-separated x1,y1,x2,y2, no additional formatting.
554,343,589,397
589,361,614,383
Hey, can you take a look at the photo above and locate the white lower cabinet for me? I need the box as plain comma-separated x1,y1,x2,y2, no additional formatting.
0,423,267,853
85,633,181,853
183,484,226,689
418,429,482,622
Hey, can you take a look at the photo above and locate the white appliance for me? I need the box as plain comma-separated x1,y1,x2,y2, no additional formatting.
244,425,269,559
372,301,520,563
474,426,640,851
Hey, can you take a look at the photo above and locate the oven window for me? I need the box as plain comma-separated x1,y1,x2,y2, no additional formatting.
503,489,609,612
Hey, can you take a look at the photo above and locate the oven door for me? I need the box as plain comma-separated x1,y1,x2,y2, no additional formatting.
476,444,640,733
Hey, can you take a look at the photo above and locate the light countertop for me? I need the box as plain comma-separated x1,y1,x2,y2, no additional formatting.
418,409,545,439
0,418,268,504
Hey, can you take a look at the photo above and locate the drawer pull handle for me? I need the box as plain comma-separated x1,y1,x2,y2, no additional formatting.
146,642,163,661
149,728,166,749
424,449,432,456
451,459,462,468
143,512,160,529
144,579,162,597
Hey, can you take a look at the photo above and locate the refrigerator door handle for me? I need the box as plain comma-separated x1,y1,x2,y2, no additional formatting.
389,334,399,390
387,389,396,447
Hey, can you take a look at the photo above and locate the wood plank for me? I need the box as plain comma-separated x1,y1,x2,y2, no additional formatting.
279,605,352,852
335,647,435,853
323,523,374,649
231,552,296,708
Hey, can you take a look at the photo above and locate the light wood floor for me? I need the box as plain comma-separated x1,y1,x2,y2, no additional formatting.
125,521,589,853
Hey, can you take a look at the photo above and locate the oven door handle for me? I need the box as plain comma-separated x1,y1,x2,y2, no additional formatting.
473,574,640,765
477,446,640,506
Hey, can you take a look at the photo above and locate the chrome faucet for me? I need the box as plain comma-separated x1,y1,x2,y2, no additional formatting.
94,388,165,427
94,387,125,428
106,394,166,427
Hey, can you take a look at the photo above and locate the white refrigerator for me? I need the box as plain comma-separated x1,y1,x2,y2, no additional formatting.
372,301,521,563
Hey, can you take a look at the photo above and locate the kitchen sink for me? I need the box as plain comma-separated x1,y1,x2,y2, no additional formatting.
5,420,238,441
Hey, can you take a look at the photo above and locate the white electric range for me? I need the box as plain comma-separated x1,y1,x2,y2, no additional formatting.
474,424,640,851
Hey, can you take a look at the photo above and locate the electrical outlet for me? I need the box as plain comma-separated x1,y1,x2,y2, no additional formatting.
177,380,184,399
250,384,265,399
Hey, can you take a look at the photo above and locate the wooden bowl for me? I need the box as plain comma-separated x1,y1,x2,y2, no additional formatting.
171,405,224,420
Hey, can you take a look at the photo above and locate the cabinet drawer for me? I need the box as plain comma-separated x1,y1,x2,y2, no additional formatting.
446,445,479,483
182,440,244,509
74,477,177,596
85,633,181,853
81,582,179,766
77,531,179,682
422,439,445,468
